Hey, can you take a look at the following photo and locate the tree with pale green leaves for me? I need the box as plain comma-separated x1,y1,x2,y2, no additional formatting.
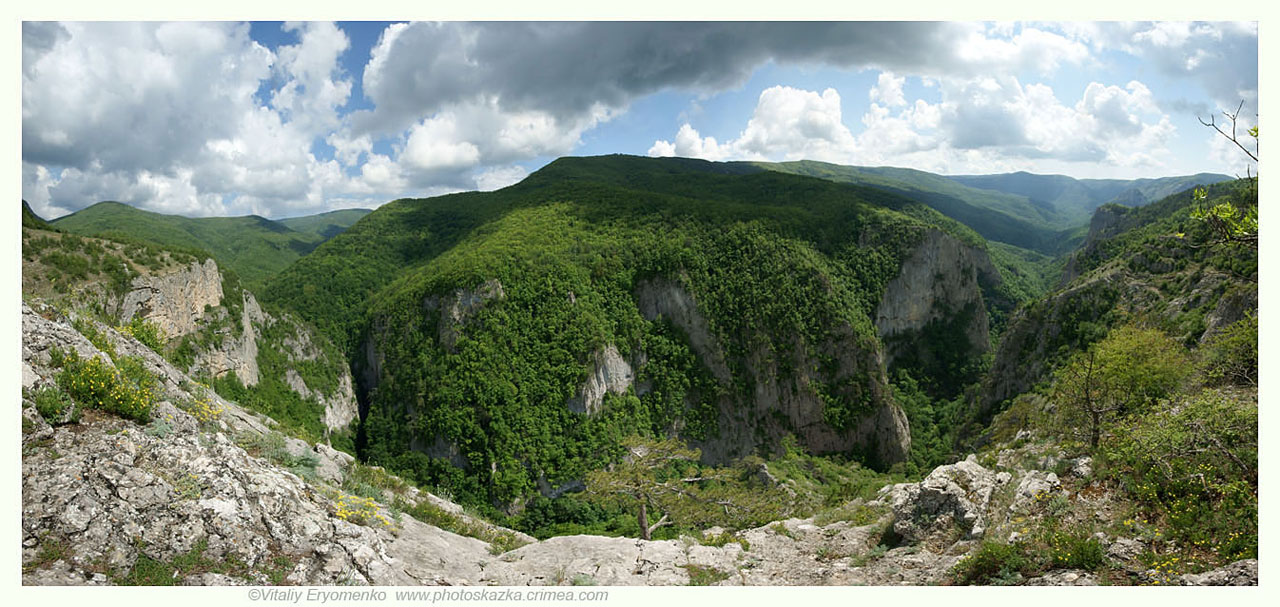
1052,325,1190,448
1193,101,1257,248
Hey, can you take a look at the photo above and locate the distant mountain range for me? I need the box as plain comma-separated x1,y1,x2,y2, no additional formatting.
48,202,370,290
751,161,1230,254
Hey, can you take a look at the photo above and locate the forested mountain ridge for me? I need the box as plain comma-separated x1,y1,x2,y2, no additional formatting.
948,170,1232,226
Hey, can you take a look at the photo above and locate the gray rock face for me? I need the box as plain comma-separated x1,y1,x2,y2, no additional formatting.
635,276,910,467
425,279,506,353
983,271,1123,412
1010,470,1062,513
193,290,262,386
21,302,499,586
566,345,634,415
1025,570,1097,586
635,277,733,384
1200,285,1257,343
120,258,223,339
874,229,998,367
270,313,360,432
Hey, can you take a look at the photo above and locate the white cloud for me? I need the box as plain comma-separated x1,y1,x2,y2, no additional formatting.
21,21,1258,218
869,72,906,107
735,86,859,162
648,86,860,164
403,114,483,172
648,124,733,161
22,22,271,175
270,21,353,134
953,24,1090,75
649,73,1177,178
474,165,529,191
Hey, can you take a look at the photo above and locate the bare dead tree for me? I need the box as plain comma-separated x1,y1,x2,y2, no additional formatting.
1199,100,1258,163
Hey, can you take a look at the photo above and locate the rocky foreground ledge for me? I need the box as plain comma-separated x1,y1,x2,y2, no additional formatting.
21,302,1256,586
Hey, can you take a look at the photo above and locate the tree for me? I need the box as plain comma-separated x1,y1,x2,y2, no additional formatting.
584,436,701,540
1052,326,1190,448
1193,101,1258,248
583,435,792,540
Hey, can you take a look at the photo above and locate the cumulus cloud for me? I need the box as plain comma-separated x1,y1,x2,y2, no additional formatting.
22,22,271,176
474,165,529,191
870,72,907,107
650,71,1177,177
21,21,412,219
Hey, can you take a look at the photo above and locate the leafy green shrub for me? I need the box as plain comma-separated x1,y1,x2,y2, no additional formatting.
72,317,116,359
1197,313,1257,387
1100,389,1257,562
175,383,225,425
330,492,393,529
1045,530,1106,570
55,350,156,423
117,317,166,352
1051,325,1190,447
950,541,1034,585
32,386,78,424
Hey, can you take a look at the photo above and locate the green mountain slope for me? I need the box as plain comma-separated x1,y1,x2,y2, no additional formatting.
51,202,360,290
22,200,56,231
267,154,1027,510
278,208,372,240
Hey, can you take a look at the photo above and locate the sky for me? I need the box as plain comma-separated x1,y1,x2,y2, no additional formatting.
20,20,1260,220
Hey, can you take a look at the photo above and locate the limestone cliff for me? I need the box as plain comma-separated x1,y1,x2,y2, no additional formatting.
566,344,635,415
192,289,263,386
119,258,224,339
24,239,360,434
633,277,910,468
874,229,1000,382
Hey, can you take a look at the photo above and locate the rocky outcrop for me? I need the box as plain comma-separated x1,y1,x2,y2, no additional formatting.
272,315,360,431
874,229,999,368
981,271,1123,416
1060,204,1127,286
566,345,634,415
1176,559,1258,586
874,455,1008,545
120,258,223,338
1200,285,1257,343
